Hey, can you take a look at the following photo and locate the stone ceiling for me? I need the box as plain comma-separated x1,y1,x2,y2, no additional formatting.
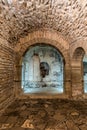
0,0,87,46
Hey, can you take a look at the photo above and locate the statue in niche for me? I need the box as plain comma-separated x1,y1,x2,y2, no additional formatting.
40,62,49,78
40,62,49,87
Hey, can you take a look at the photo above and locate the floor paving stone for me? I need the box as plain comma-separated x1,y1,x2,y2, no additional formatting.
0,99,87,130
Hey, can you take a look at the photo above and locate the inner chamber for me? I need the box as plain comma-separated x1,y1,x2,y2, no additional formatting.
22,44,64,94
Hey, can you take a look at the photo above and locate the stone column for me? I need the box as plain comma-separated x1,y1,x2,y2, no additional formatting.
71,59,83,99
14,55,23,98
64,62,72,98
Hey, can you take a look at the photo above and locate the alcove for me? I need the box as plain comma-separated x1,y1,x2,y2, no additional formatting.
22,44,64,94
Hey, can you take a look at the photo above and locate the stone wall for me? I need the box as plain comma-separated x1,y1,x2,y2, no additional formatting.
0,0,87,45
0,0,87,115
0,28,87,115
14,30,87,100
0,38,15,115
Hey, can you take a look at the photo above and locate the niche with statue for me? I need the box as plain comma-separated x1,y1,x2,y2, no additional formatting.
22,44,64,94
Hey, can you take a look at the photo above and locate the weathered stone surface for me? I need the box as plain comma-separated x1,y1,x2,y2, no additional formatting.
0,0,87,46
21,119,34,129
0,38,15,115
66,119,79,130
0,99,87,130
0,0,87,116
71,111,79,116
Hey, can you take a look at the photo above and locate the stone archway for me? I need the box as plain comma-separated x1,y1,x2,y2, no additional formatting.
14,29,71,98
71,47,85,99
22,44,64,94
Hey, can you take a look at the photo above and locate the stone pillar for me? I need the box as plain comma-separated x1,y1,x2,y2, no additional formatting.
64,62,72,98
71,59,83,99
14,55,23,98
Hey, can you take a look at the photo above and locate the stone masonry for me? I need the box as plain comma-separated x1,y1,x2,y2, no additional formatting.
0,0,87,115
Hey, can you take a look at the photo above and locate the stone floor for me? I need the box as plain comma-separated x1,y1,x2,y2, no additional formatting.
0,99,87,130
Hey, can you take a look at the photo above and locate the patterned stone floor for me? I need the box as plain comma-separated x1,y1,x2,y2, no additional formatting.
0,99,87,130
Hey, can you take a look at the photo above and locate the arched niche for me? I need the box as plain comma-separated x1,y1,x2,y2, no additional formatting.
14,29,71,98
73,47,85,61
83,55,87,94
22,44,64,94
71,47,85,98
